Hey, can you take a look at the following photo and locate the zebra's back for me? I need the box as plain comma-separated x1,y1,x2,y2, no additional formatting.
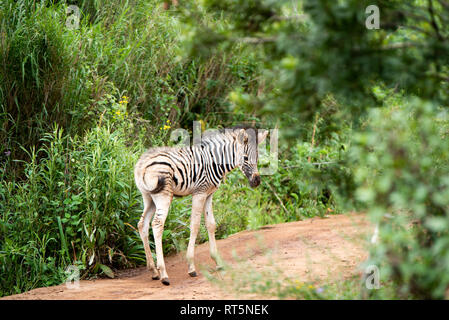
134,144,222,197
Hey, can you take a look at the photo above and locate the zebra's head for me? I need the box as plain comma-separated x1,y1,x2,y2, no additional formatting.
234,128,268,188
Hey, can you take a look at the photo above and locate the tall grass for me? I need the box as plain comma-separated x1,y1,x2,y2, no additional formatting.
0,0,85,172
0,0,259,177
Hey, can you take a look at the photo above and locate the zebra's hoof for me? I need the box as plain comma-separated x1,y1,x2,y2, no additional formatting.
188,271,197,277
161,278,170,286
152,274,160,280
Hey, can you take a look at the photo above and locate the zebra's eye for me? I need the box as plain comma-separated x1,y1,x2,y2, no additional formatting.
244,156,248,162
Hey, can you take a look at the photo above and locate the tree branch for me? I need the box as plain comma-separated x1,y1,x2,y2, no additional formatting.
270,14,308,22
236,36,277,44
429,73,449,82
264,182,289,215
353,42,418,54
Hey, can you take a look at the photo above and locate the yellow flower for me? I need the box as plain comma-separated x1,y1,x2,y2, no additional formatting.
199,119,206,131
308,285,314,289
119,96,128,104
163,125,171,130
294,280,304,289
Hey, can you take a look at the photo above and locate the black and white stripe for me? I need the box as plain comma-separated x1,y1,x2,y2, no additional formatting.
133,127,267,285
135,128,261,196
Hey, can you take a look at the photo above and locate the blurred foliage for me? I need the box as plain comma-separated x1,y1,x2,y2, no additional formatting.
350,99,449,299
183,0,449,122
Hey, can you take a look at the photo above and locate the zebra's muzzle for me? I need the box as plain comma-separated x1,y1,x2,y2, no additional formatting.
249,173,261,188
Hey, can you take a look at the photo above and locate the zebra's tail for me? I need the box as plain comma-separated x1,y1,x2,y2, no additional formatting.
135,165,166,194
144,175,165,194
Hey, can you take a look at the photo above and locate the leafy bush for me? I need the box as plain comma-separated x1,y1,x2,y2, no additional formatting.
349,99,449,299
0,114,140,294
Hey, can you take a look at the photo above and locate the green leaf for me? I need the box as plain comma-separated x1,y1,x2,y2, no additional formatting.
99,264,114,279
425,217,448,233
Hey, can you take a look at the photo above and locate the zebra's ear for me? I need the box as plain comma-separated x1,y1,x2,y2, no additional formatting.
237,129,248,144
257,130,268,145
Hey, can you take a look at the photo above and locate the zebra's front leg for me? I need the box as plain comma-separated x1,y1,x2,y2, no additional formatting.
151,193,172,285
186,193,207,277
204,194,223,270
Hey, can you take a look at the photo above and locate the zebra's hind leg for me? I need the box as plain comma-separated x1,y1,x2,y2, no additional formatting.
186,193,208,277
204,194,223,270
151,192,172,285
137,193,159,280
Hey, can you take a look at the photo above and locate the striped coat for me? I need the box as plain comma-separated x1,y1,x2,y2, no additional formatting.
134,128,267,285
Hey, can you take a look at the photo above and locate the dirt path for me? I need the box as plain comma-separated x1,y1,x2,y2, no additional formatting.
2,213,371,300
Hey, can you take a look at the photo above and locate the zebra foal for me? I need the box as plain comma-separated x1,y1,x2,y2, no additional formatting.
134,127,268,285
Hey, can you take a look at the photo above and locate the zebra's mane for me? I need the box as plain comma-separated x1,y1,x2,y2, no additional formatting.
200,126,260,145
199,130,232,146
